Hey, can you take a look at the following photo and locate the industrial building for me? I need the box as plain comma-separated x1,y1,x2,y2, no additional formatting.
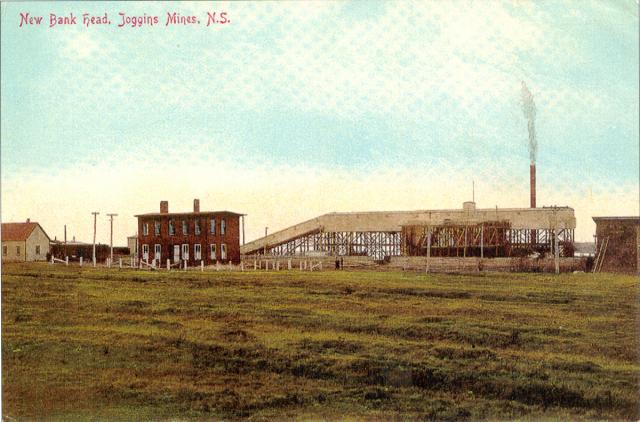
241,202,576,260
135,199,244,265
49,240,128,262
1,220,51,262
592,217,640,274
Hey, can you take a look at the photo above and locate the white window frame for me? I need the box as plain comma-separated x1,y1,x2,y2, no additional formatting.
173,245,180,262
210,244,217,260
154,244,161,262
143,223,149,236
181,244,189,260
221,243,227,260
169,220,175,235
195,220,201,235
194,244,201,260
142,244,149,260
210,218,216,234
154,221,161,235
221,219,226,235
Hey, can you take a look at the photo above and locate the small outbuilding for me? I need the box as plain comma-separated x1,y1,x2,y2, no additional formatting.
1,219,51,262
592,217,640,274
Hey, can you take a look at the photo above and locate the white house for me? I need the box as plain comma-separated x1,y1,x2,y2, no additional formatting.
1,220,51,262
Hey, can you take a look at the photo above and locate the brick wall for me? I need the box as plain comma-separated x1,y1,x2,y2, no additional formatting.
138,212,241,265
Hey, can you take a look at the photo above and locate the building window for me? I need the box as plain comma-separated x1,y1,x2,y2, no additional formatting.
181,244,189,260
210,244,216,260
35,245,41,255
195,220,201,235
154,221,161,235
221,219,226,235
143,223,149,236
182,221,188,235
16,246,21,255
221,243,227,260
210,218,216,235
173,245,180,262
154,244,161,261
169,220,175,235
2,246,7,256
194,244,201,260
142,244,149,260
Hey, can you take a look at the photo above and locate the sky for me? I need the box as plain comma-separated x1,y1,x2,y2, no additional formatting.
1,1,638,244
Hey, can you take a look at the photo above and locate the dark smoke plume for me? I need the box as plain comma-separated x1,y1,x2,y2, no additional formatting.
521,81,537,164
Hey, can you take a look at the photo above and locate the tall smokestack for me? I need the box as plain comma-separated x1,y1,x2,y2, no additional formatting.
530,164,536,208
521,81,537,209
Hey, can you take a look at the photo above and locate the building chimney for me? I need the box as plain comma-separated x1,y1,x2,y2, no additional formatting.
193,198,200,213
530,164,536,208
160,201,169,214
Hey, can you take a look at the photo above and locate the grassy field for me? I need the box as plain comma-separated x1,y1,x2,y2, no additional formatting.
2,263,639,420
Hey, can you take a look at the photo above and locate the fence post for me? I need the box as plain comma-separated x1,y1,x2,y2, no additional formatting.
240,262,244,271
253,260,257,270
426,232,431,274
167,259,170,271
276,261,280,271
65,256,69,266
80,256,83,267
288,259,292,270
319,261,322,271
299,261,303,270
201,260,204,272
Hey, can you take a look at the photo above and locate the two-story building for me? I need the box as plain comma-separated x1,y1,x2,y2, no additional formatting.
135,199,243,265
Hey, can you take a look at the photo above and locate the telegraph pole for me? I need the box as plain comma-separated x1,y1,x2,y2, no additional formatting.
241,215,245,245
107,213,118,265
92,212,99,266
264,226,268,255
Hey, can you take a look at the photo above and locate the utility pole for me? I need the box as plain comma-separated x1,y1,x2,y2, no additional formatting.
472,180,475,203
107,213,118,265
241,215,245,245
64,224,67,258
264,226,268,255
554,208,560,275
92,212,99,266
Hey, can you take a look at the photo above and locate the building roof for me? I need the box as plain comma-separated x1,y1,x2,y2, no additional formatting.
1,222,49,242
50,240,91,246
573,242,596,255
134,210,245,218
241,205,577,254
592,216,640,223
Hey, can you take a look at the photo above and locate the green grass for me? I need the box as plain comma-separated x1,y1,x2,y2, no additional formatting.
2,263,639,420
